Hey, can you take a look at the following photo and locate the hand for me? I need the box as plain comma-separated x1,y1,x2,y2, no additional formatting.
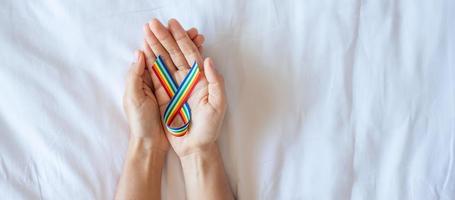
142,18,226,157
123,50,169,152
123,27,205,152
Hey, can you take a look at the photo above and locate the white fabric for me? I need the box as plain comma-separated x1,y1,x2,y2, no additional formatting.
0,0,454,199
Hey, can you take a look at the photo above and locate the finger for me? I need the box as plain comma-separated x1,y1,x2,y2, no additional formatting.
204,57,226,109
193,34,205,48
142,40,171,107
149,19,190,70
143,38,157,66
187,27,198,40
135,50,146,75
188,29,204,53
193,34,204,54
143,39,157,70
168,18,204,68
141,43,154,88
143,82,154,97
126,51,147,102
143,69,153,89
143,23,177,74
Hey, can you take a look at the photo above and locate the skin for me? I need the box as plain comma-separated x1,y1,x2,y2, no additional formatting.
116,19,233,200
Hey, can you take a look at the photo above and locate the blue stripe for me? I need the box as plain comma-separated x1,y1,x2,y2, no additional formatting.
154,55,199,135
163,64,198,120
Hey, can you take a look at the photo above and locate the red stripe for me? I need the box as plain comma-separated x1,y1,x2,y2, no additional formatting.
167,72,201,123
153,63,189,123
152,65,173,97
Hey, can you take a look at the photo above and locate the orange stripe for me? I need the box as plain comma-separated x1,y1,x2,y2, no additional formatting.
153,65,174,96
166,72,200,123
153,63,189,123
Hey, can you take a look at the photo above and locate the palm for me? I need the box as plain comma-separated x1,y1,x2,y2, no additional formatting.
143,18,226,157
155,70,221,156
138,91,170,151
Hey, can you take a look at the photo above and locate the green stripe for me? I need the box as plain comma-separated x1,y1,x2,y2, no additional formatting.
154,55,199,135
164,68,198,120
164,70,196,118
157,59,178,91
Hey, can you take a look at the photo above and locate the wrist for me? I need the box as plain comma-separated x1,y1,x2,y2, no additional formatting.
177,142,218,158
179,143,221,167
178,143,233,200
129,126,169,150
116,135,167,200
128,136,168,154
129,126,164,141
127,137,167,171
129,135,160,148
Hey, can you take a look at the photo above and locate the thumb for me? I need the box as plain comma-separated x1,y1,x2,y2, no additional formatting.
126,50,146,102
203,57,226,109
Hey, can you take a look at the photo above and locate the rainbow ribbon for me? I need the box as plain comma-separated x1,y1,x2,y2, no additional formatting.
152,55,201,136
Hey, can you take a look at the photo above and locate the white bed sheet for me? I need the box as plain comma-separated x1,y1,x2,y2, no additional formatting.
0,0,454,199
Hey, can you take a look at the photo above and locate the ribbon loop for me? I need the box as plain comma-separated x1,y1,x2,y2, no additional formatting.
152,55,201,136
